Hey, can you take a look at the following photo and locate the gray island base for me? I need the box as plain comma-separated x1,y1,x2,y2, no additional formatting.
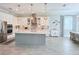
15,32,46,47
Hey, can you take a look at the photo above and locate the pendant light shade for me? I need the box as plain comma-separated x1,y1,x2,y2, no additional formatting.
44,3,48,20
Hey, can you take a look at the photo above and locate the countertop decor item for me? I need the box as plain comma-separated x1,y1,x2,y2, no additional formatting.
38,18,40,20
15,25,20,30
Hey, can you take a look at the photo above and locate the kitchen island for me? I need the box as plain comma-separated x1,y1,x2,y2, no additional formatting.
15,32,46,46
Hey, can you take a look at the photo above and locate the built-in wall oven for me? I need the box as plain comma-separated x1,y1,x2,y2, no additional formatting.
7,24,13,34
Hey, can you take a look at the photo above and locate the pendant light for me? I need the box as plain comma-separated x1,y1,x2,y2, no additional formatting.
30,3,33,19
31,3,33,14
44,3,48,20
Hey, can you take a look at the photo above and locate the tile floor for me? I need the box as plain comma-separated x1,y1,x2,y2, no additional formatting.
0,37,79,55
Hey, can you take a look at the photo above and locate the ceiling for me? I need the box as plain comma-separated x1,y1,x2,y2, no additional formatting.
0,3,79,16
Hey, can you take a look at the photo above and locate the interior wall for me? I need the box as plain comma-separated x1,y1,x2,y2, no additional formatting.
0,12,15,24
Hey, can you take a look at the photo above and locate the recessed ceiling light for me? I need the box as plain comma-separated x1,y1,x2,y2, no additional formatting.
30,3,33,6
62,4,66,7
18,4,21,7
44,3,47,5
9,8,12,10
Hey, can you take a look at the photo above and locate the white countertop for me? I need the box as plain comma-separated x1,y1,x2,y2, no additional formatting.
15,32,46,34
